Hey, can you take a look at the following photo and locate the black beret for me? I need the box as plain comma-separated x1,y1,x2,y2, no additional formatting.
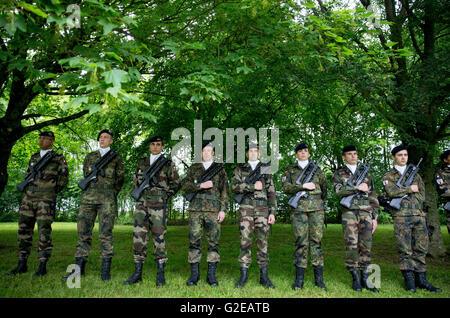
246,143,258,152
97,129,113,141
202,141,214,150
39,131,55,139
440,149,450,161
391,145,407,156
149,135,163,143
295,143,308,153
342,145,356,153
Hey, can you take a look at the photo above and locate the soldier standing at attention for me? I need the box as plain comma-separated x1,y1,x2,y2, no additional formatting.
332,145,380,292
5,131,68,278
282,143,327,291
62,129,124,282
232,143,277,289
124,136,180,286
383,145,440,292
181,141,229,286
435,149,450,234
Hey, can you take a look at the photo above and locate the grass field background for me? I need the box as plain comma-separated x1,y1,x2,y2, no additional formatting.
0,222,449,298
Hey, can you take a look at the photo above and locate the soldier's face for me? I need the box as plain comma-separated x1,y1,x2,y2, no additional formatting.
38,136,54,150
342,151,358,165
296,148,310,161
393,150,408,166
202,146,214,162
98,133,113,149
444,156,450,165
247,148,259,161
150,141,163,155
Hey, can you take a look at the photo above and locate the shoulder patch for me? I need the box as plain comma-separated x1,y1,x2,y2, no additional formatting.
383,179,389,186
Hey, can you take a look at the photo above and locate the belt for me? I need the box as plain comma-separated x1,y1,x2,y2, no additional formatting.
401,202,422,210
195,193,219,201
27,186,55,193
241,198,268,206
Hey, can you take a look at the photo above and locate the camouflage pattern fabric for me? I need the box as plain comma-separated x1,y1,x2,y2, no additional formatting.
74,150,124,260
333,166,379,270
17,151,68,260
188,211,221,263
435,164,450,233
383,168,428,271
291,210,325,268
231,163,277,268
132,156,180,264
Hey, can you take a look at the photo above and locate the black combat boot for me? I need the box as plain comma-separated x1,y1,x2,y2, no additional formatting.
401,270,416,292
206,262,219,286
101,258,112,282
33,259,48,278
235,267,248,288
123,262,143,285
259,266,275,289
5,259,28,276
313,266,327,291
350,269,362,292
291,266,305,290
186,263,200,286
414,271,441,292
360,268,379,293
156,262,166,287
62,257,86,281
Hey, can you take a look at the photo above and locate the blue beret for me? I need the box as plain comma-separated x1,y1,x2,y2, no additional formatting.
391,145,407,156
97,129,113,141
149,135,163,143
295,143,308,152
342,145,356,153
39,131,55,139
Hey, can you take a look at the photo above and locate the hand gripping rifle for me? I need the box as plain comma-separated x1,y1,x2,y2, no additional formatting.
17,150,57,192
233,162,271,204
288,156,323,209
389,158,423,210
131,155,170,200
184,162,224,202
339,158,373,209
78,149,118,191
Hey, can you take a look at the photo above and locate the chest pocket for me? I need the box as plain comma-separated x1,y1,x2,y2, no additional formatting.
40,160,59,181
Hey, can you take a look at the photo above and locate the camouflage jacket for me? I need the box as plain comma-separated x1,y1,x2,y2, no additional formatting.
282,162,327,212
81,150,124,203
134,155,180,204
382,167,425,217
231,163,277,216
332,166,380,218
24,151,69,200
435,165,450,200
181,163,229,213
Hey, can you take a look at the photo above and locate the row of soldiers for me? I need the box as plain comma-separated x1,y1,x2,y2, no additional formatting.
4,130,448,293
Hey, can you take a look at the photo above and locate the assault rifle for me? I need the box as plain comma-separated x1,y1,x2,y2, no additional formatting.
339,158,373,209
389,158,423,210
233,162,271,204
288,157,323,209
131,155,169,200
184,163,224,202
17,150,57,192
78,149,118,191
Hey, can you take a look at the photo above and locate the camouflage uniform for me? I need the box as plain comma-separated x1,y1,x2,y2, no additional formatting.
283,163,327,269
231,163,277,269
435,164,450,233
132,156,180,264
18,151,68,260
181,163,229,264
383,168,428,272
332,166,380,270
74,150,124,260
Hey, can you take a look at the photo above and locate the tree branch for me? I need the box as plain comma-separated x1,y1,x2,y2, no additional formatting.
22,110,89,135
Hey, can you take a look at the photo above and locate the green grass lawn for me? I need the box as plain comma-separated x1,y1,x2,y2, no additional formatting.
0,222,449,298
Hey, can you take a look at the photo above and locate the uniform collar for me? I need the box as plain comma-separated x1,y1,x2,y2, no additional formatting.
202,161,213,170
99,147,110,157
394,165,407,175
40,149,52,157
248,160,260,170
345,163,357,174
296,159,309,169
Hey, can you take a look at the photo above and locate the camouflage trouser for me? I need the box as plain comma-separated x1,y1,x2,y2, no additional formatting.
291,210,324,268
342,210,373,270
75,201,116,260
133,200,168,264
17,196,55,260
188,211,220,264
238,213,269,269
393,215,428,272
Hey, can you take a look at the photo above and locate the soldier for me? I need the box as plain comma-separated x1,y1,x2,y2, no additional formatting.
332,145,380,292
436,149,450,234
62,129,124,282
124,136,180,286
383,145,440,292
5,131,68,278
181,141,229,286
282,143,327,291
232,143,277,289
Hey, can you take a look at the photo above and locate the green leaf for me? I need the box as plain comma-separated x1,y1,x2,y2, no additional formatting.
104,51,123,63
102,69,129,88
85,103,102,114
98,19,117,35
63,96,89,110
19,3,48,18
